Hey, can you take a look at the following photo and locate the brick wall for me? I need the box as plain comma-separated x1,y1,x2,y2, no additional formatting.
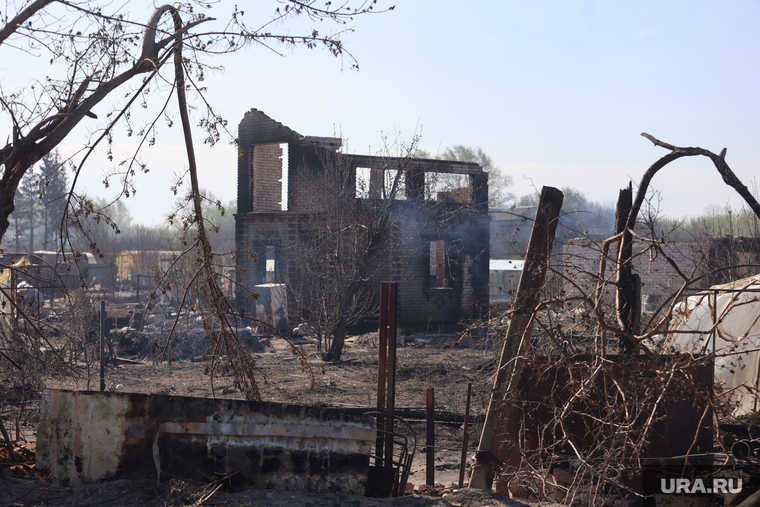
235,212,299,314
386,205,489,324
236,109,490,326
252,144,283,212
561,238,708,307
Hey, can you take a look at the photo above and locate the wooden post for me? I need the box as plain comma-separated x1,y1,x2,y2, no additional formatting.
615,183,639,352
471,186,563,489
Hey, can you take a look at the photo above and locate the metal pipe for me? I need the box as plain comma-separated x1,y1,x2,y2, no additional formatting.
751,439,760,457
458,382,472,489
376,283,388,466
384,282,398,468
99,300,105,392
426,387,435,486
732,439,753,460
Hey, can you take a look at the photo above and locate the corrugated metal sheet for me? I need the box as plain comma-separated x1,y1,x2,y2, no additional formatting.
490,259,525,271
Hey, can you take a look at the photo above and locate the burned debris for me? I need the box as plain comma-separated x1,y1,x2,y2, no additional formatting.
8,130,760,507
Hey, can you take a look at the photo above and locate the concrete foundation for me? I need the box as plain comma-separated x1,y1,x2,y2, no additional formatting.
36,389,375,494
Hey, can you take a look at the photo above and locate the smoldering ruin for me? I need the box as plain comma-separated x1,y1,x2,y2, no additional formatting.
6,114,760,507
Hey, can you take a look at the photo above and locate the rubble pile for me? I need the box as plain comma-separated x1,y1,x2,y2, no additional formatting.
0,441,35,479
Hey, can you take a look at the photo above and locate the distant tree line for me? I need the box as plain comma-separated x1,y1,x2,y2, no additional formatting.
13,148,752,266
1,152,235,263
516,186,616,239
6,151,69,253
659,202,760,240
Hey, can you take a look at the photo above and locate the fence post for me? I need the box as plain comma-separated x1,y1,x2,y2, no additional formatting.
100,300,106,392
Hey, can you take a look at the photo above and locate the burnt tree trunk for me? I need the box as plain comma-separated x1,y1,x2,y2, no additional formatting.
610,133,760,354
615,184,639,352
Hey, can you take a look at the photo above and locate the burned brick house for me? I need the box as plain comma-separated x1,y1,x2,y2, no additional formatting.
234,109,490,327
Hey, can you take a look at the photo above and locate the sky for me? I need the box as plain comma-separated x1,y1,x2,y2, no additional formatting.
4,0,760,225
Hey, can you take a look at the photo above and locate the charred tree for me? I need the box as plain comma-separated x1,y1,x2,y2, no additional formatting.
615,184,639,352
609,134,760,354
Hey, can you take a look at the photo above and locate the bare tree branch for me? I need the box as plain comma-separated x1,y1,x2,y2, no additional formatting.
0,0,55,46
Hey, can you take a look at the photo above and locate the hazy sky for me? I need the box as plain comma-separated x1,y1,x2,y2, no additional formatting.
5,1,760,224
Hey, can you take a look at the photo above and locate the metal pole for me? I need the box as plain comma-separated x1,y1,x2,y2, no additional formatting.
376,283,389,466
458,383,473,489
384,282,398,468
426,387,435,486
712,290,717,358
11,270,17,330
99,300,106,392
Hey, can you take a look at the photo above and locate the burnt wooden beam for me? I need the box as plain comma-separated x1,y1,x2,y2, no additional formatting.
470,186,563,490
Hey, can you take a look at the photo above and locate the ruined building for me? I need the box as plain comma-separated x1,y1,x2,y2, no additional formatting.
235,109,490,327
562,235,760,314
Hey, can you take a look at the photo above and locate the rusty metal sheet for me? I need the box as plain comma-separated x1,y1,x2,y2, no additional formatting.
37,389,376,495
494,356,713,468
157,421,375,441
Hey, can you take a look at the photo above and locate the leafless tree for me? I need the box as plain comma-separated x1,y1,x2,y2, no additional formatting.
0,0,394,399
469,135,760,503
289,141,410,361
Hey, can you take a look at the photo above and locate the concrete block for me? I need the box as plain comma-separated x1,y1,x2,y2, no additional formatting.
254,283,289,334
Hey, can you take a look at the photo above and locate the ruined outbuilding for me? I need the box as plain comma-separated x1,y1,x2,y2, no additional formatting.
562,235,760,312
235,109,490,326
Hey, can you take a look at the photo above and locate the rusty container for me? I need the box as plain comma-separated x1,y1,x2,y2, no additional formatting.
494,355,713,468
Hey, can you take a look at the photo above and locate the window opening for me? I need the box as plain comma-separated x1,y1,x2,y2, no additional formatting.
425,172,469,202
384,170,406,200
356,167,371,198
265,245,276,283
280,143,289,210
429,240,448,288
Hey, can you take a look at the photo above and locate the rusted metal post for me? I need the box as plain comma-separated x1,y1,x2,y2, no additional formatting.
384,282,398,468
100,300,106,392
426,387,435,486
376,283,389,465
377,281,399,468
11,270,17,330
458,382,472,489
471,186,563,490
